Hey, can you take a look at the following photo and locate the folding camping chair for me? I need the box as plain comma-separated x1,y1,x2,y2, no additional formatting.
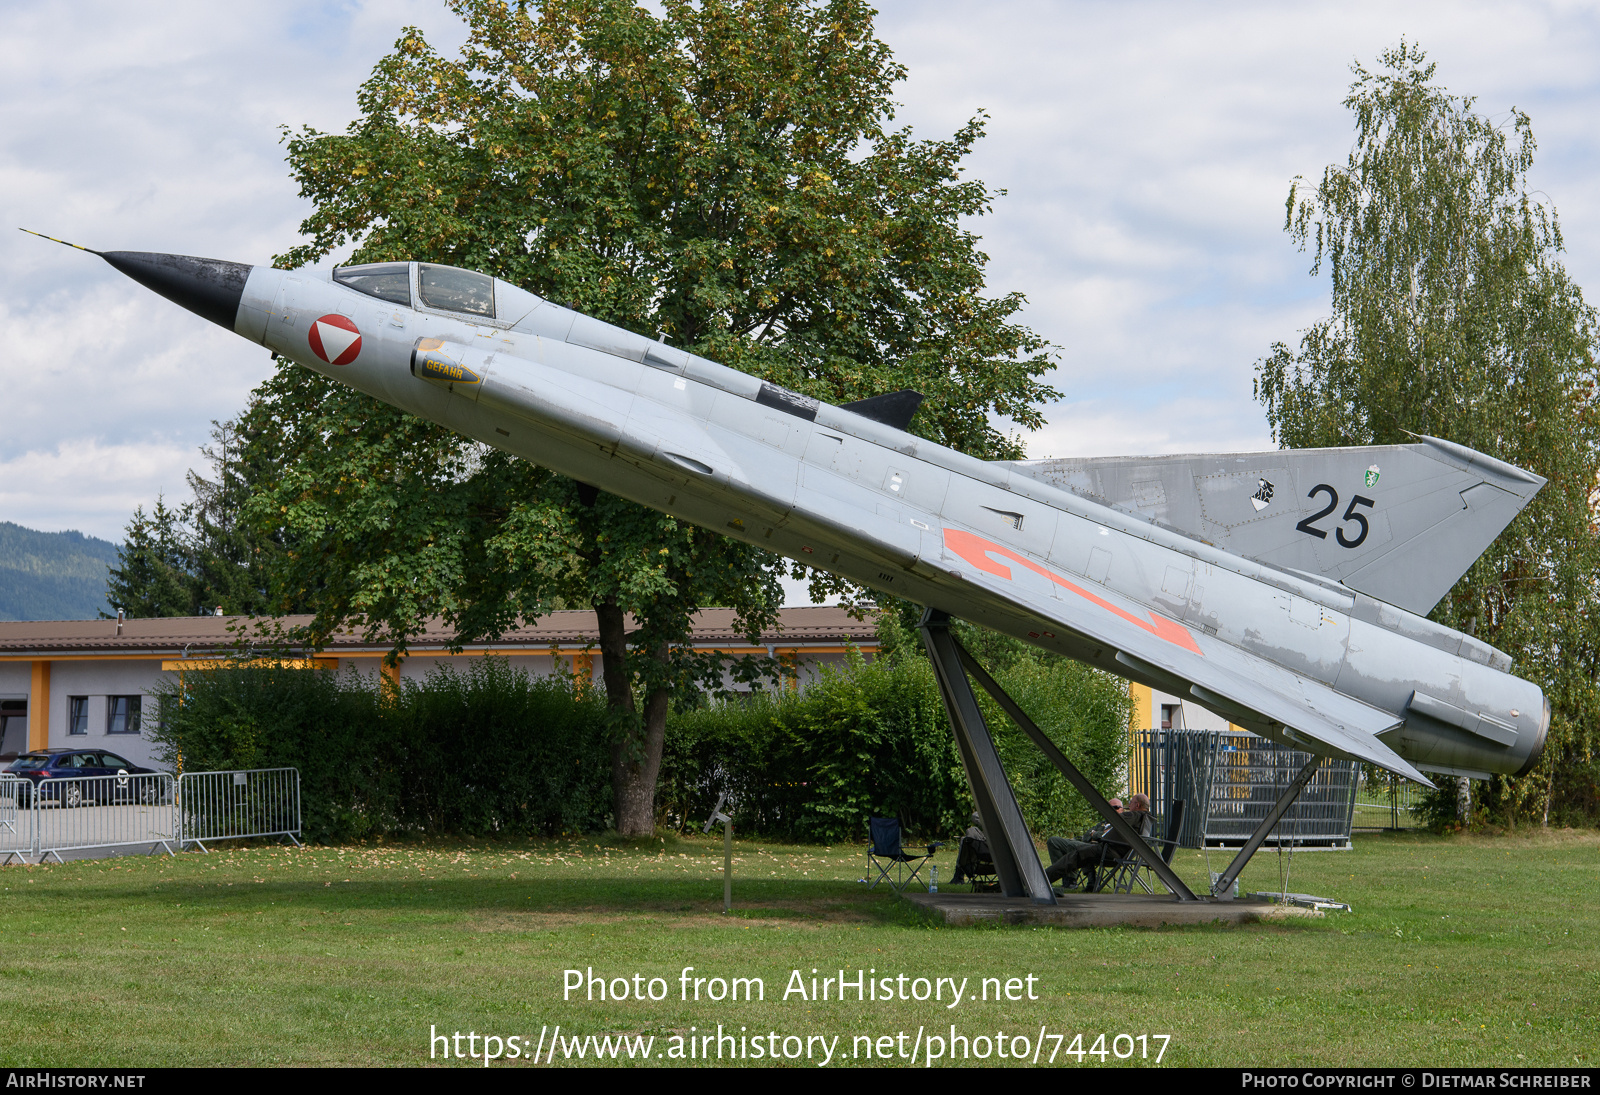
950,832,998,892
866,817,941,893
1089,801,1186,895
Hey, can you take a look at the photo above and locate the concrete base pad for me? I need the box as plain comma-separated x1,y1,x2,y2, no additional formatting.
903,891,1322,928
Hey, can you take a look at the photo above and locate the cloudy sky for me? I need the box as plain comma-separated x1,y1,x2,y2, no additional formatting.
5,0,1599,567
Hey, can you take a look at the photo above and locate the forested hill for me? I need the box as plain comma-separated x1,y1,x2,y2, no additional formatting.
0,522,119,621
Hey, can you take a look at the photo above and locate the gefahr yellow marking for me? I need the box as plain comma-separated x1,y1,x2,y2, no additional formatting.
423,358,477,383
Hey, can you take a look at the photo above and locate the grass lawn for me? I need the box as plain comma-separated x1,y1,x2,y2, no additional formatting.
0,828,1594,1067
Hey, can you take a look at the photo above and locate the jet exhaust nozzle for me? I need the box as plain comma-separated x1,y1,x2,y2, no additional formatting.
101,251,252,331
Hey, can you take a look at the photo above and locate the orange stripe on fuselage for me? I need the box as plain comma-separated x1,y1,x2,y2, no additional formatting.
943,527,1202,656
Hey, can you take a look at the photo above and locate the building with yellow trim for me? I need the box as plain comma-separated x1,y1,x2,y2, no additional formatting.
0,606,877,771
1125,682,1248,798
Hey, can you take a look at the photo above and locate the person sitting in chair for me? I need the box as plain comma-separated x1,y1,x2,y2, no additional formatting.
1044,797,1120,874
1044,794,1153,890
948,812,991,885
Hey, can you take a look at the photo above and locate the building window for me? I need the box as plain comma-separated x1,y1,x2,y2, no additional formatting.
0,700,25,755
68,697,88,735
107,696,142,735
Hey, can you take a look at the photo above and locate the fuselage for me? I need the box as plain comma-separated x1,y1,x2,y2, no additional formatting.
183,257,1550,780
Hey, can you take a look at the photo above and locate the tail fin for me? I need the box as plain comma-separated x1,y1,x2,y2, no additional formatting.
1007,436,1544,616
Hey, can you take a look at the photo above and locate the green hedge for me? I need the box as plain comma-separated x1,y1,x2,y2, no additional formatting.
152,657,611,842
657,645,1128,842
153,634,1130,845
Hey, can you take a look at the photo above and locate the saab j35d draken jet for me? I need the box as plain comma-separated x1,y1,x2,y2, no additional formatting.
48,237,1550,902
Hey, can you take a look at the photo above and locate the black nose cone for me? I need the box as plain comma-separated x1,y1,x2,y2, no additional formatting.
102,251,252,331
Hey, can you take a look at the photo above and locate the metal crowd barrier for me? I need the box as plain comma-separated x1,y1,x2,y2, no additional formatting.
0,774,20,832
1134,729,1360,848
0,768,301,863
0,772,178,863
0,775,30,862
1352,772,1427,830
176,768,302,851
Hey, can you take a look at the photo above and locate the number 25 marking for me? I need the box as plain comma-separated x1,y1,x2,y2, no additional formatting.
1295,484,1375,548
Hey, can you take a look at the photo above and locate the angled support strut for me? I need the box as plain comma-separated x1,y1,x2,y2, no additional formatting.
1210,753,1323,900
921,610,1055,904
949,636,1199,903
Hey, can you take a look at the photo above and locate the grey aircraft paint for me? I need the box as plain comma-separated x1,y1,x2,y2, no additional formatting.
1009,441,1543,618
87,249,1553,786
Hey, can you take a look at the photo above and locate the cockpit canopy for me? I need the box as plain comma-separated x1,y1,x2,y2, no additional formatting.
331,259,550,331
334,261,504,321
332,262,411,306
417,263,494,318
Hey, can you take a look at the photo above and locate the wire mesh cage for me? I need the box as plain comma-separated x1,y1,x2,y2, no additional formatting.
1133,729,1359,848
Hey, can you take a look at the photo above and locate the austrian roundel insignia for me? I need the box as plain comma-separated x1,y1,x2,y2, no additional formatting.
309,314,363,365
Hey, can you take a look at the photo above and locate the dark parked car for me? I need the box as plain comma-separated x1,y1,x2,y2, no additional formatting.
5,750,164,807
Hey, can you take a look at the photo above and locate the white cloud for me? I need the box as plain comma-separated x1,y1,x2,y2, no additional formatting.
0,439,194,541
0,286,271,456
875,0,1600,445
779,573,840,609
0,0,469,539
1025,397,1276,462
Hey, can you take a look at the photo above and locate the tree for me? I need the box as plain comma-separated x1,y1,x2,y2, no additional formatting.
106,420,286,619
184,420,280,616
1255,42,1600,824
105,496,194,618
248,0,1057,835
